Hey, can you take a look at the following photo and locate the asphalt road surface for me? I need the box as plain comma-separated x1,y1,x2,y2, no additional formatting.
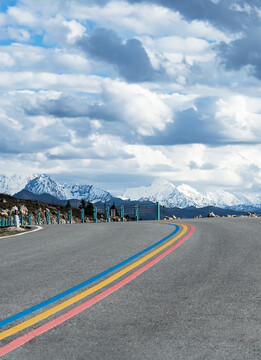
0,218,260,359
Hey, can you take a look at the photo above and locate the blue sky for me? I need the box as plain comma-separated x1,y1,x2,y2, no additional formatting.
1,0,261,195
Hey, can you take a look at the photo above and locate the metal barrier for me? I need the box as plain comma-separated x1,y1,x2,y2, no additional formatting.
0,202,163,228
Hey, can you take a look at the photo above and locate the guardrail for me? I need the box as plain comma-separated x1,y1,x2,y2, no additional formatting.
0,202,161,227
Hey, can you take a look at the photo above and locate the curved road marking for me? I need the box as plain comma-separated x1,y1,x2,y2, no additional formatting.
0,224,187,340
0,223,181,328
0,223,194,357
0,226,42,240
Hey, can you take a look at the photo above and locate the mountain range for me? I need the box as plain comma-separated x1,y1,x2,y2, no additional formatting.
0,173,260,211
120,178,257,210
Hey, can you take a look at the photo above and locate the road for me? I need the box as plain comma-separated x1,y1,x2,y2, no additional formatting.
0,218,260,359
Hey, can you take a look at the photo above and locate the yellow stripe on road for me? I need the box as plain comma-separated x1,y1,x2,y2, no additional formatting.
0,224,187,340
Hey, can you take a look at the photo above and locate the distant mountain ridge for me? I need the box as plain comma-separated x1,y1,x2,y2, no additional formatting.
0,174,37,196
120,178,259,210
0,174,112,203
0,174,260,210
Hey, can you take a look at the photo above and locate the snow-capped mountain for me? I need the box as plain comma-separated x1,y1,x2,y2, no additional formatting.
69,184,111,202
1,173,260,209
25,175,112,202
25,175,70,200
0,174,37,195
121,178,189,207
1,174,112,202
120,178,246,209
121,178,199,208
177,184,209,207
205,189,242,208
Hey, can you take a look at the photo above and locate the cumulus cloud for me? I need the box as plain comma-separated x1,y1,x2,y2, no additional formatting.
0,27,31,42
217,27,261,80
0,44,90,74
0,72,101,92
129,0,258,32
22,92,90,118
19,80,173,137
89,79,173,135
7,6,37,26
71,1,229,41
215,96,261,141
1,0,261,194
77,28,163,82
143,95,261,146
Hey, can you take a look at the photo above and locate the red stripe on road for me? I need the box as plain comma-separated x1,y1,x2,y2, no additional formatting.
0,224,194,357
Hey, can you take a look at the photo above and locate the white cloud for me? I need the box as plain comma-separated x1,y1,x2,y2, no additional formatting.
0,52,15,67
216,95,261,141
0,0,261,195
230,3,252,14
70,1,230,41
154,36,210,55
7,6,37,26
0,27,31,42
90,120,102,130
124,145,172,170
0,44,90,74
63,19,86,43
0,71,101,92
98,79,173,136
160,92,198,112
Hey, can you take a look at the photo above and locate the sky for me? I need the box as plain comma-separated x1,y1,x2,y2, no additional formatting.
1,0,261,196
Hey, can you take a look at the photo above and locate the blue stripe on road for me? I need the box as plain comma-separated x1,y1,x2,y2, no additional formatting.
0,223,180,328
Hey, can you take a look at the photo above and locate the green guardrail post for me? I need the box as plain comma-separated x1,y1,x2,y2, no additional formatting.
81,208,84,223
46,211,50,225
93,208,97,223
37,212,40,226
0,217,3,227
28,213,32,225
120,205,124,222
106,206,110,222
155,202,160,221
57,211,60,224
5,219,7,226
135,204,139,221
69,210,72,224
7,216,11,227
20,214,23,226
13,215,16,226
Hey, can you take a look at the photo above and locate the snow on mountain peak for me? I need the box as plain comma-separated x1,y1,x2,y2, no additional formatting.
0,173,38,195
0,173,112,202
0,174,258,209
25,174,111,202
120,178,245,209
205,189,241,207
122,178,192,207
150,178,176,189
25,174,69,200
177,183,201,196
177,184,208,207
